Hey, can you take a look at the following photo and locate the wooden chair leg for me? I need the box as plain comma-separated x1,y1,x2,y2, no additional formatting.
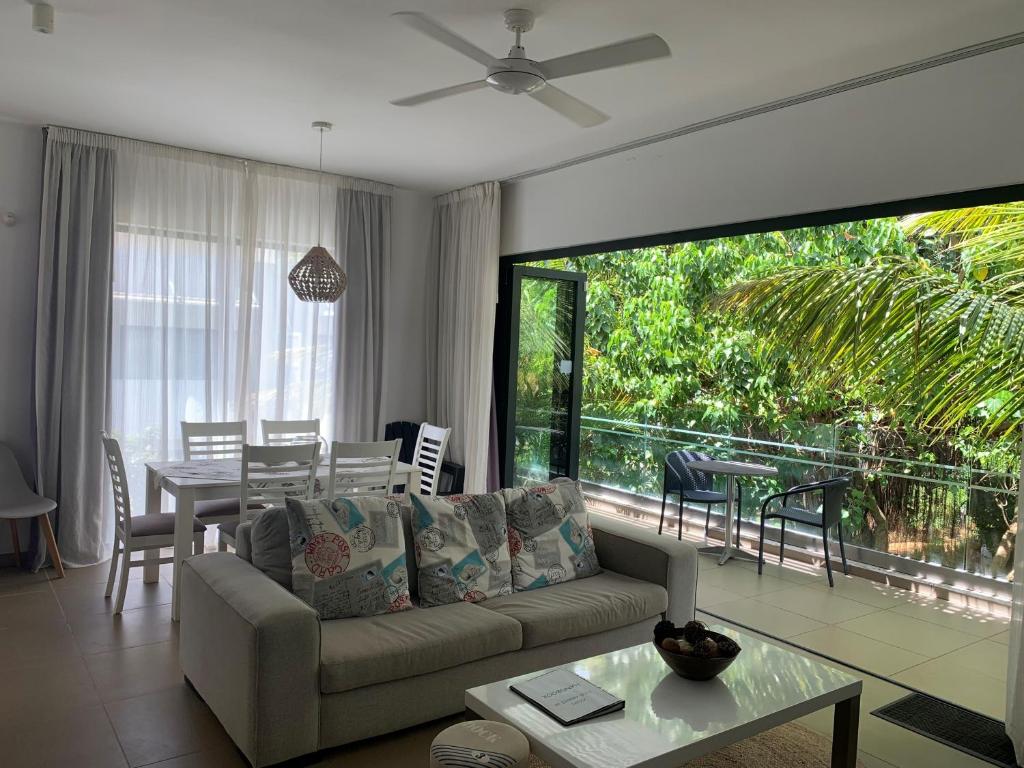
104,535,121,598
38,513,64,579
9,519,21,568
114,542,132,614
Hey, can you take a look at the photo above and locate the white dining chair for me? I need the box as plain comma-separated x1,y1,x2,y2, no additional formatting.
0,443,64,577
261,418,327,451
181,420,255,530
411,423,452,496
101,432,205,614
327,439,402,499
217,442,320,551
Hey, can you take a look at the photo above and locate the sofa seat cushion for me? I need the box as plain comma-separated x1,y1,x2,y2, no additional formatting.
320,601,523,694
478,570,667,649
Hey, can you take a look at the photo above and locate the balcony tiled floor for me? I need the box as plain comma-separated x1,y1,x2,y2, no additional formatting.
0,529,1013,768
690,536,1012,767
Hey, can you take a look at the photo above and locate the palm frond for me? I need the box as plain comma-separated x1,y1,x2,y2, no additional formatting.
716,256,1024,435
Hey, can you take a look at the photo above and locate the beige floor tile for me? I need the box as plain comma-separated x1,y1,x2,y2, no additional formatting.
696,584,744,608
701,598,826,638
85,640,183,702
755,585,882,624
931,639,1008,683
991,629,1010,646
60,559,171,584
893,657,1006,720
0,702,128,768
0,620,82,670
807,574,919,610
837,611,978,658
54,578,173,618
887,599,1010,639
797,674,993,768
312,716,459,767
105,685,236,767
144,745,249,768
789,626,930,677
0,587,67,629
693,562,795,598
0,655,100,720
70,603,177,656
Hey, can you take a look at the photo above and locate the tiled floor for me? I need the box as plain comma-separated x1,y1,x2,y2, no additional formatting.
0,533,1012,768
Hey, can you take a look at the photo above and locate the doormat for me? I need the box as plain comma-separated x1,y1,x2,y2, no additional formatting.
872,692,1017,767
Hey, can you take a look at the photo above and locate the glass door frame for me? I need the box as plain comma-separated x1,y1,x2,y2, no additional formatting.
494,263,586,487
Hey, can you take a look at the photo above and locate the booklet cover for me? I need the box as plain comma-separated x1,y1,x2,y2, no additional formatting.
510,669,625,726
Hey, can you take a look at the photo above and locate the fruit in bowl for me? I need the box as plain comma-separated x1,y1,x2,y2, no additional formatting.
654,620,741,681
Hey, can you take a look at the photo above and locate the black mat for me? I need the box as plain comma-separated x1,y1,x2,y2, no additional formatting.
872,693,1018,767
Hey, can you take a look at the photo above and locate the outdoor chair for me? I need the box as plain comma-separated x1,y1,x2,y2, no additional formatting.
659,450,742,545
757,475,851,587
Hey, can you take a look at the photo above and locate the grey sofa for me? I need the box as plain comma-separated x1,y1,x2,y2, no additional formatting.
179,512,698,767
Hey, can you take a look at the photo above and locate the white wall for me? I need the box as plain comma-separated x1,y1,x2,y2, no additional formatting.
382,187,433,427
501,44,1024,256
0,121,43,556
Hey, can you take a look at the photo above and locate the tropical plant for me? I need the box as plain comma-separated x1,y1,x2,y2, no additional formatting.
716,203,1024,437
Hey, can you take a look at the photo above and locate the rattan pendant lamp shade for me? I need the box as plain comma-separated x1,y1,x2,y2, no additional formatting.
289,121,347,303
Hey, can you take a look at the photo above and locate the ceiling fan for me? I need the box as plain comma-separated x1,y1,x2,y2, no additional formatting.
389,8,671,128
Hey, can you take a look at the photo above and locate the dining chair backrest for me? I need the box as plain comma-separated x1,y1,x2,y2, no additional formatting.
261,418,323,448
101,432,134,537
664,450,715,493
182,421,247,460
411,423,451,496
327,439,402,499
240,443,320,514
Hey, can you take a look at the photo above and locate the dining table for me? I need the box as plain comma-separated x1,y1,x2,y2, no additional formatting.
143,458,423,621
685,459,778,566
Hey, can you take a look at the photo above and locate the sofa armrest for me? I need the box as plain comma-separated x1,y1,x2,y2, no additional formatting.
591,515,698,624
180,553,320,768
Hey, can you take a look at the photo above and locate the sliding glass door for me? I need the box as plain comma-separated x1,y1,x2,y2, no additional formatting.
498,266,586,486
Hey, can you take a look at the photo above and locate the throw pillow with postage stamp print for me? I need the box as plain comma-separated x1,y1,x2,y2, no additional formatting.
284,495,412,619
410,492,513,607
501,477,601,592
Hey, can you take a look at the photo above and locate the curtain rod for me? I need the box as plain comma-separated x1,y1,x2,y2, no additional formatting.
42,125,393,192
500,29,1024,185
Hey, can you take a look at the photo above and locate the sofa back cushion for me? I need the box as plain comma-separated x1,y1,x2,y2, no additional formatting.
410,493,513,606
284,496,413,619
249,508,293,589
502,477,601,591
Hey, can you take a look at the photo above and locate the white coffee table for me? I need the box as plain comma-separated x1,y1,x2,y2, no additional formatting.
686,459,778,565
466,626,861,768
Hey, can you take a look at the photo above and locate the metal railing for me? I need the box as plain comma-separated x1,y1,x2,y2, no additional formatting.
515,414,1020,583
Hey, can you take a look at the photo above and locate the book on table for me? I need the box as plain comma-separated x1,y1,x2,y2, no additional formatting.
510,669,625,726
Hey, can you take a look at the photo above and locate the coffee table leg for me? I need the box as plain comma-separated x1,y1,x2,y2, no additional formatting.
832,693,860,768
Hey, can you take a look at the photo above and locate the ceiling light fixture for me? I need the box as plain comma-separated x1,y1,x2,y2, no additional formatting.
288,121,347,303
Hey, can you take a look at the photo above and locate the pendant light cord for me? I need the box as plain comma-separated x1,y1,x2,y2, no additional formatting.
317,126,324,247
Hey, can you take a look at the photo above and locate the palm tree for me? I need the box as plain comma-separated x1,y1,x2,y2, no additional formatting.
716,203,1024,436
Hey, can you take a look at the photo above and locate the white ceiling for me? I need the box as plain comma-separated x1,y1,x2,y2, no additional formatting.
1,0,1023,192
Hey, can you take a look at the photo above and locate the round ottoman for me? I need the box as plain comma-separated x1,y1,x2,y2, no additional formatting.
430,720,530,768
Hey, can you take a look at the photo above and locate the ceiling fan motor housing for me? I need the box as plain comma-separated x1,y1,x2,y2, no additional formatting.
486,55,546,94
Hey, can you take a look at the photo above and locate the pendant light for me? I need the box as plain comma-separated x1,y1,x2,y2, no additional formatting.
288,121,347,303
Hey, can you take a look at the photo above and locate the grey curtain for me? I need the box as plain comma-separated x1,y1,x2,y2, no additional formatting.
332,186,392,442
33,132,115,568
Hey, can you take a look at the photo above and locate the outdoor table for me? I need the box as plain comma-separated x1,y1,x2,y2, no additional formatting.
686,459,778,565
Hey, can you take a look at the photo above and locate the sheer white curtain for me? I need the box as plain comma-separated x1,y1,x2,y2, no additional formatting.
427,181,501,492
1006,436,1024,760
109,144,385,507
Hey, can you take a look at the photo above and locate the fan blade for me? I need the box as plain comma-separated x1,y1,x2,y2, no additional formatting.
529,85,608,128
537,34,670,80
390,80,488,107
393,12,498,68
